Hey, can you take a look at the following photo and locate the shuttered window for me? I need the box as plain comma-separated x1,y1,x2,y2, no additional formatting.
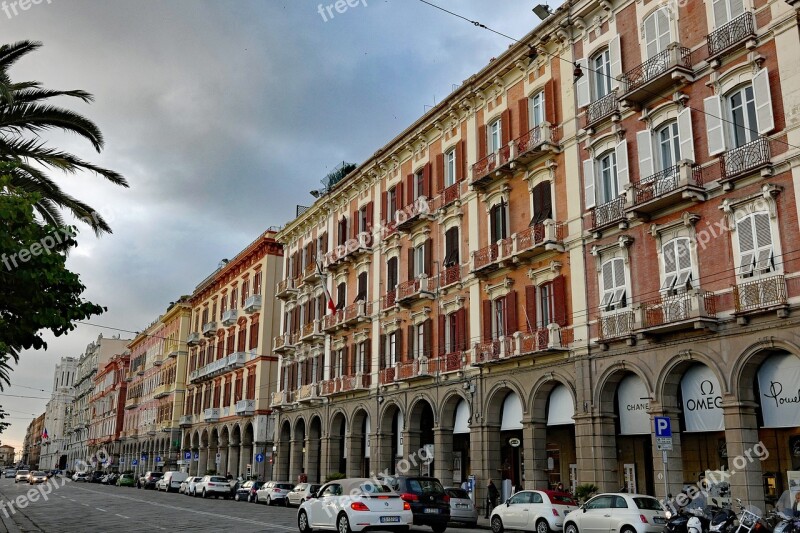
592,49,612,100
387,257,398,291
531,181,553,225
600,258,628,311
728,85,758,148
657,121,681,170
597,151,619,205
444,227,459,267
737,212,774,277
713,0,744,27
661,238,693,292
490,200,509,242
530,91,545,127
644,8,672,59
356,272,368,302
489,119,502,153
444,149,456,187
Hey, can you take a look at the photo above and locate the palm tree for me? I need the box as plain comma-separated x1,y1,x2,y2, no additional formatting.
0,40,127,234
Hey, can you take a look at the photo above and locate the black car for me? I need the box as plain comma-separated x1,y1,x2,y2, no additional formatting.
137,471,163,489
89,471,105,483
377,475,450,533
234,480,263,502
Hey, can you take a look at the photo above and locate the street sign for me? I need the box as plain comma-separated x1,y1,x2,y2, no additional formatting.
194,452,199,461
184,451,191,460
156,456,162,463
132,459,138,466
120,458,125,464
215,453,220,464
654,416,673,450
255,453,264,463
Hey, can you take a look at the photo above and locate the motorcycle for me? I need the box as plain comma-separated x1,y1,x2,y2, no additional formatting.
667,505,715,533
710,499,738,533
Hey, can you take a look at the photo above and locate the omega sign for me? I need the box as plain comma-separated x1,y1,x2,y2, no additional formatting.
685,380,723,411
681,366,724,432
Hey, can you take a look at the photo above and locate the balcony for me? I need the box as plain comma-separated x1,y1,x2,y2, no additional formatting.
473,337,515,365
514,124,560,164
124,399,138,411
179,415,193,427
303,262,320,284
276,277,298,300
222,309,238,326
629,163,705,217
187,332,201,346
584,91,620,132
167,348,186,359
435,351,470,373
396,276,438,306
396,359,434,381
225,351,246,370
243,294,262,314
300,319,324,341
707,12,756,61
339,301,373,328
471,239,513,275
203,408,220,423
637,291,718,335
273,333,294,354
380,290,397,311
598,309,636,342
153,384,170,399
591,196,627,234
378,367,396,385
512,220,565,258
296,383,320,402
396,197,436,232
733,274,788,317
235,399,255,416
439,264,462,289
518,325,575,354
202,321,217,337
153,357,163,367
470,145,513,188
620,44,693,106
189,357,230,384
721,137,772,185
270,390,292,408
441,181,462,208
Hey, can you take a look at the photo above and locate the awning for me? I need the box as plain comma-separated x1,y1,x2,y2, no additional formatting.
547,385,575,426
617,374,650,435
757,353,800,428
500,392,523,431
681,365,724,433
453,400,470,434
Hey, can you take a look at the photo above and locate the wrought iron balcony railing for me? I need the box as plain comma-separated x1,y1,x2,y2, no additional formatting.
513,220,565,257
471,239,512,273
586,91,619,128
631,163,704,207
470,145,512,187
380,289,397,311
733,274,787,313
396,275,438,304
721,137,771,180
707,12,755,58
514,124,560,161
621,44,692,96
598,309,635,340
440,264,462,288
441,181,461,207
436,351,470,373
591,196,626,230
639,291,717,330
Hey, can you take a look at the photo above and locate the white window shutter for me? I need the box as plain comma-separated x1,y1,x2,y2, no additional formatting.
636,129,654,179
609,36,622,90
713,0,728,27
657,9,672,53
730,0,745,19
583,158,596,209
753,69,775,135
663,241,678,274
615,141,630,194
677,107,695,163
576,59,590,108
704,95,726,156
753,212,772,249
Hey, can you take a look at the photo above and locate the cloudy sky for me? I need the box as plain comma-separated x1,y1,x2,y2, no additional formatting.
1,0,543,453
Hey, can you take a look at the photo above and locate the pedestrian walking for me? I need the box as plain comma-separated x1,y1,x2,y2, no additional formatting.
485,479,499,519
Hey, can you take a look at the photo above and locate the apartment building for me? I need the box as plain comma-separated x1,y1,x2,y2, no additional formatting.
88,353,129,470
120,299,191,475
22,413,45,468
272,0,800,511
178,229,282,480
39,356,77,470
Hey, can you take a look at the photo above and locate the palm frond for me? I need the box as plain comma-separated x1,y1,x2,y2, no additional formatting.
0,102,106,151
0,41,42,73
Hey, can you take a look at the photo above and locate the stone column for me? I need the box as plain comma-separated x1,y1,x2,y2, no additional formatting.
227,445,239,479
433,428,453,484
307,435,321,483
274,440,290,481
374,431,393,475
289,438,303,481
199,446,208,476
723,399,765,510
526,420,548,490
401,429,421,475
576,413,618,492
239,444,252,478
218,446,229,477
345,433,361,478
318,435,330,482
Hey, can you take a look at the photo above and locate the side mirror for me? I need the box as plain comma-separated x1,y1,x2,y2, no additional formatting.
506,499,511,507
583,507,588,513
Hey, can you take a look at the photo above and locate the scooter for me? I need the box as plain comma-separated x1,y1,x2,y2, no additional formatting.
668,505,715,533
710,499,738,533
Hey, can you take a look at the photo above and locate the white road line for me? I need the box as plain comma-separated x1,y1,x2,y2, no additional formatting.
115,514,130,519
81,503,89,506
95,507,107,512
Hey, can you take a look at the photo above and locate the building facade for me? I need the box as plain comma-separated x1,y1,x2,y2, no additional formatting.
120,298,191,475
0,445,15,466
272,0,800,513
88,353,130,470
22,413,45,468
39,356,78,470
178,229,283,480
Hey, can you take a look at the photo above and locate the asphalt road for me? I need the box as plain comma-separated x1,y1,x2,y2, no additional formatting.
0,477,484,533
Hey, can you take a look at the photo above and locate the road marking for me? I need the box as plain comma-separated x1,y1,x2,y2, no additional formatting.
95,507,107,512
81,503,89,506
115,514,130,519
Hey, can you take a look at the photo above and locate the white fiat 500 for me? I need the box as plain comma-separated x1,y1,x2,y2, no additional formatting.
491,490,579,533
297,478,413,533
563,493,668,533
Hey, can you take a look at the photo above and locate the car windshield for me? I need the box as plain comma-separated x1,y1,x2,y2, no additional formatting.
550,494,579,506
446,488,469,499
209,476,228,483
634,497,664,511
276,483,294,490
361,483,392,494
150,473,163,478
17,471,29,475
33,472,45,476
407,479,445,495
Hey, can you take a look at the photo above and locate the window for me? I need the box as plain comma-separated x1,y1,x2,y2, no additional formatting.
356,342,367,373
414,245,426,277
387,187,398,220
644,8,671,59
493,297,506,339
538,282,553,328
444,149,456,187
737,211,774,277
359,206,368,233
356,272,368,302
387,332,398,367
713,0,744,27
586,495,614,510
530,91,545,127
598,151,618,204
446,312,458,353
657,121,681,170
510,492,532,504
531,492,544,504
336,283,346,309
727,85,758,148
444,227,459,267
490,200,508,242
531,181,553,225
416,323,425,359
220,295,227,315
230,287,237,310
592,48,612,100
489,119,502,153
414,169,425,199
661,238,693,292
241,278,249,307
253,272,262,294
387,257,398,291
212,301,217,321
600,258,628,311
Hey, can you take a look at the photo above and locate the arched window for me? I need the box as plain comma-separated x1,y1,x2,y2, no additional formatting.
643,8,672,59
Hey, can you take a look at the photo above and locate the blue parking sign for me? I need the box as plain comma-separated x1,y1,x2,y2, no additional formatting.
654,416,672,437
184,451,191,460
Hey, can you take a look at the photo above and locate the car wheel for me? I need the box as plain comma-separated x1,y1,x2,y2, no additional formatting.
491,516,505,533
266,496,271,506
254,494,259,504
283,497,288,507
202,489,207,498
537,519,551,533
432,525,447,533
234,493,240,501
298,510,314,533
565,523,579,533
337,513,352,533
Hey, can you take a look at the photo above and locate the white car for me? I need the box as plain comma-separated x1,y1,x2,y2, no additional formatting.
491,490,579,533
156,471,188,492
297,478,413,533
287,483,322,507
194,475,231,499
181,476,203,495
72,472,89,482
14,470,30,483
255,480,294,505
445,486,479,527
564,493,668,533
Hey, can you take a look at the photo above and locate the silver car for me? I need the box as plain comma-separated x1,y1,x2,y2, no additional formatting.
255,481,294,505
286,483,321,507
564,493,668,533
28,471,48,484
14,470,29,483
446,487,479,527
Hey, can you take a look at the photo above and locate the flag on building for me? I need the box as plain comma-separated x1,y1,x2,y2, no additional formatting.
41,428,48,440
317,261,337,314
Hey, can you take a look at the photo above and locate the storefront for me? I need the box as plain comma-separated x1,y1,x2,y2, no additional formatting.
499,392,524,499
679,364,726,489
546,384,576,491
452,399,471,486
616,374,654,495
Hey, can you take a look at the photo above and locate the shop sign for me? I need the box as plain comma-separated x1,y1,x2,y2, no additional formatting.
758,354,800,428
681,365,723,432
508,437,521,448
617,374,650,435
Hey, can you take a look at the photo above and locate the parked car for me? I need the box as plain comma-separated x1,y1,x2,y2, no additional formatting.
156,471,188,492
137,471,163,490
194,475,232,499
490,490,579,533
564,493,668,533
180,476,203,495
14,470,30,483
28,471,48,485
72,472,89,482
287,483,322,507
377,475,450,533
89,471,105,483
297,477,412,533
116,473,136,487
234,480,264,502
4,469,16,479
445,487,479,527
255,481,294,505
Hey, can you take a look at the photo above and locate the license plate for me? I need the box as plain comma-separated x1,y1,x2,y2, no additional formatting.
424,508,439,514
456,504,469,509
381,516,401,523
654,517,666,524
